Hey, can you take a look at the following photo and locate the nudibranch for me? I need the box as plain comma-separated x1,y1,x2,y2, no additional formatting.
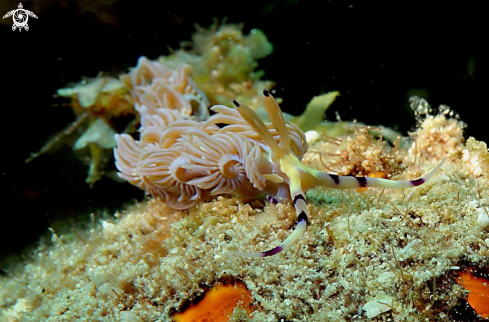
114,59,444,258
225,90,444,257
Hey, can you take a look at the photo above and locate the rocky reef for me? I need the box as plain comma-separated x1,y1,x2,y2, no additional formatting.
3,95,489,321
2,23,489,322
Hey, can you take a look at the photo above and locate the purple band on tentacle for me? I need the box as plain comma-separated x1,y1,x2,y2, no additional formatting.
260,211,308,257
266,195,278,204
410,178,425,186
356,177,367,187
329,174,340,185
263,88,270,96
262,245,284,257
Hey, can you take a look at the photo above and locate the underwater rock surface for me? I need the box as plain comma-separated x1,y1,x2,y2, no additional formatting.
2,105,489,321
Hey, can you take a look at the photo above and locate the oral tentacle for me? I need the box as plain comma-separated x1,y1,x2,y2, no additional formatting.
228,210,308,258
309,158,446,190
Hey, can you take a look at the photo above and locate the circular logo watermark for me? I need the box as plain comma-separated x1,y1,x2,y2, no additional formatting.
3,3,38,32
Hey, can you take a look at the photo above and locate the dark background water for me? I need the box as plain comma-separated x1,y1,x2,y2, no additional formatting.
1,0,487,264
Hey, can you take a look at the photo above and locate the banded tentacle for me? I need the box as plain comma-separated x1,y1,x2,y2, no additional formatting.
307,158,445,190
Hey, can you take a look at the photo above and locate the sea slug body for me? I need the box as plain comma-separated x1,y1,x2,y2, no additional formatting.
114,58,445,257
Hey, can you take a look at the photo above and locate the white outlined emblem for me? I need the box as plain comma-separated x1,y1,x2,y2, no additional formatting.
3,3,38,32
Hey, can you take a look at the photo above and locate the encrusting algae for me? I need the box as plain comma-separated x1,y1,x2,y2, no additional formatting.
3,25,489,322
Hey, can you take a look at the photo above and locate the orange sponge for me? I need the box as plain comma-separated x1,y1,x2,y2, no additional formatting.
174,281,253,322
457,269,489,318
